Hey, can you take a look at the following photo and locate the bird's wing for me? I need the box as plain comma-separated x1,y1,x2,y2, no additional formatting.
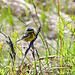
16,34,28,42
22,33,28,39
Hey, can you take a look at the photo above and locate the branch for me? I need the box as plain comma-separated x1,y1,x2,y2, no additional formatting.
0,31,8,38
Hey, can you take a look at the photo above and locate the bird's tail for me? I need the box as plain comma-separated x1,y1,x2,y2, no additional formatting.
16,38,23,42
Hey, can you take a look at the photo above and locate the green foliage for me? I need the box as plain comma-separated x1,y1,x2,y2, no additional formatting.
64,0,69,14
40,11,46,23
7,6,14,26
50,0,58,11
57,15,75,74
0,24,2,31
0,68,5,75
0,0,75,75
11,31,19,42
25,7,29,17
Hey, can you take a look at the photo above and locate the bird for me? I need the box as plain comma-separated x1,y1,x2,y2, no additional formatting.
17,28,36,42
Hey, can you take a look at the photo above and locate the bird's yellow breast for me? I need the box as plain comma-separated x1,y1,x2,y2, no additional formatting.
24,32,36,42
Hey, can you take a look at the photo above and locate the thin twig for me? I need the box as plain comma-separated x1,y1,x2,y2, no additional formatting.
18,17,27,25
33,47,42,73
16,45,34,64
39,55,56,60
32,0,42,26
0,31,16,74
6,36,16,73
32,45,37,74
0,31,8,38
32,0,51,57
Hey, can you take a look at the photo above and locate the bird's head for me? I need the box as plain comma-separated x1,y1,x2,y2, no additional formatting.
26,28,34,33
